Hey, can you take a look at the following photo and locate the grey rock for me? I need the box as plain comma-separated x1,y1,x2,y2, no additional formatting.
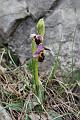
0,105,12,120
0,0,29,43
9,16,35,59
1,0,80,73
26,0,55,18
44,0,80,72
44,1,75,71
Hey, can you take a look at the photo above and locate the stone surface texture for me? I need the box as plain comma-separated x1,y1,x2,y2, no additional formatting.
0,0,29,43
0,0,80,72
0,105,12,120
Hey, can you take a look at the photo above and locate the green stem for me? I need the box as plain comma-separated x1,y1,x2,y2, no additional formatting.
32,39,40,90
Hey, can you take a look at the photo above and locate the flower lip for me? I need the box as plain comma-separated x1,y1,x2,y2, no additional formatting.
38,51,45,62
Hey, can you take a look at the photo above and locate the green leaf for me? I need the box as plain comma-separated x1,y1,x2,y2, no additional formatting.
36,18,45,36
72,70,80,81
0,102,23,112
48,110,63,120
25,114,32,120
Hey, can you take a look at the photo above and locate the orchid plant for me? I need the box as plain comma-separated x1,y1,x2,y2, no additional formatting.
31,18,45,102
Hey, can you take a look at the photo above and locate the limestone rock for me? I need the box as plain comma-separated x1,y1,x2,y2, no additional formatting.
26,0,55,18
9,16,35,59
0,0,29,43
45,0,80,71
0,105,12,120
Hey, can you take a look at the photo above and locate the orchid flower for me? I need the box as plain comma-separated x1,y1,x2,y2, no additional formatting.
33,43,45,62
31,34,43,45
